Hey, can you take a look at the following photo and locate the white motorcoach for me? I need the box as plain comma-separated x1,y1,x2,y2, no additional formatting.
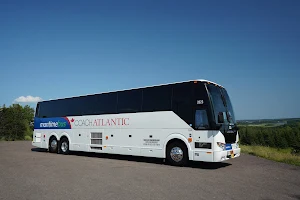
32,80,240,166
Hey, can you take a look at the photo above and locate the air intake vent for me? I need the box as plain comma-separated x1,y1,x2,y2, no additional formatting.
91,132,102,145
91,139,102,145
91,132,102,139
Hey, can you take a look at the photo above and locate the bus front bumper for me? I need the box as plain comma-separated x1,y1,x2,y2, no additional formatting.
214,148,241,162
192,148,241,162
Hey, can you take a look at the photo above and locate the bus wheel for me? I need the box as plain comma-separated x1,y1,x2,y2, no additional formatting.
166,141,188,166
49,137,58,153
59,138,70,155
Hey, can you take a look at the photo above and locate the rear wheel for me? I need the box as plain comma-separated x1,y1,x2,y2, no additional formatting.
166,141,188,166
59,138,70,155
49,137,58,153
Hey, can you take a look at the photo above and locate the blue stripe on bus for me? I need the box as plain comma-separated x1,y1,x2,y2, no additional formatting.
34,117,71,129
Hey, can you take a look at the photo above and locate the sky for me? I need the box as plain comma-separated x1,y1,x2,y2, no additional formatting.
0,0,299,120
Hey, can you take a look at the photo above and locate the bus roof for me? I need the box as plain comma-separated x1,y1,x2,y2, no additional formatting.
40,79,223,103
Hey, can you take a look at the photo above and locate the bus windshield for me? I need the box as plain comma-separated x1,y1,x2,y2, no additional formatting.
221,87,236,124
207,84,236,125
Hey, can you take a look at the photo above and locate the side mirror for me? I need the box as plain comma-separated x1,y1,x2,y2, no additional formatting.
218,112,224,123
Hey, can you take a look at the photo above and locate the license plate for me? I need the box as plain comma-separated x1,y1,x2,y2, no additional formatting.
230,150,234,158
225,144,232,150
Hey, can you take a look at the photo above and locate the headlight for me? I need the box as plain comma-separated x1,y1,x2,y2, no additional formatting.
217,142,226,150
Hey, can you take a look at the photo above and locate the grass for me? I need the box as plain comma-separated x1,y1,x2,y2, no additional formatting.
24,135,32,141
0,135,32,141
239,124,280,127
241,145,300,166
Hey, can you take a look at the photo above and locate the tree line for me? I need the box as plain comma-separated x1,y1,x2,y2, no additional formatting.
0,104,34,141
238,120,300,148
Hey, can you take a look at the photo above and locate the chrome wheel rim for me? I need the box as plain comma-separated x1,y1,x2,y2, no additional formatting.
51,140,57,149
170,147,183,162
61,141,68,152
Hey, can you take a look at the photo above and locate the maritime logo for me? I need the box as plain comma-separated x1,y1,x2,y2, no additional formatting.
34,117,71,129
40,121,67,128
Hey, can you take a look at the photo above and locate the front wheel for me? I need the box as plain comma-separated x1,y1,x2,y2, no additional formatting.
59,138,70,155
166,141,188,166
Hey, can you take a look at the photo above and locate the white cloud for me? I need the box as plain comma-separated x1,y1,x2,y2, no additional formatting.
14,96,43,103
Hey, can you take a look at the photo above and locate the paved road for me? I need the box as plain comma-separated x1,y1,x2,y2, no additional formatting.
0,141,299,200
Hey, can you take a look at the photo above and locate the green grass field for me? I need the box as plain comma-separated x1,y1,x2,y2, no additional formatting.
241,145,300,166
238,123,284,127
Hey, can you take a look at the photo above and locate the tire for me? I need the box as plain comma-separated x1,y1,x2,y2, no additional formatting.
59,138,70,155
49,137,58,153
166,141,188,166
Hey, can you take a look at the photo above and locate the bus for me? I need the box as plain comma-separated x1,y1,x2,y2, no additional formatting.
32,79,240,166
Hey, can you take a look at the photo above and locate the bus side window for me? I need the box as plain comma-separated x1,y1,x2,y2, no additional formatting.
35,103,40,117
117,89,142,113
195,110,209,129
172,83,194,126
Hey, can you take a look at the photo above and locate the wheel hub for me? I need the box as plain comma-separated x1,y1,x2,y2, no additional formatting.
170,147,183,162
51,140,57,149
61,141,68,152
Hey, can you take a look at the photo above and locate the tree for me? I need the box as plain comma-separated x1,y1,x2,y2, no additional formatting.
238,120,300,148
0,104,34,141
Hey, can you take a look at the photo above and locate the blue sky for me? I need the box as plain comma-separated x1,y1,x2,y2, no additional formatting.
0,0,299,120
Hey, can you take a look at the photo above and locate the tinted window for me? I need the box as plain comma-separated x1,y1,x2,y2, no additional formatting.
221,88,236,123
35,103,40,117
117,89,142,113
38,93,118,117
142,85,172,112
195,110,209,129
55,99,68,116
65,94,118,116
207,84,226,124
39,99,69,117
42,97,80,117
172,83,194,125
39,101,56,118
194,83,210,107
194,82,214,129
96,92,117,114
67,97,84,116
58,99,71,116
38,102,46,117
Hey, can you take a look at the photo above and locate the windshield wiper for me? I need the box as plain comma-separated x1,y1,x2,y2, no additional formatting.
226,111,233,123
195,125,209,129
